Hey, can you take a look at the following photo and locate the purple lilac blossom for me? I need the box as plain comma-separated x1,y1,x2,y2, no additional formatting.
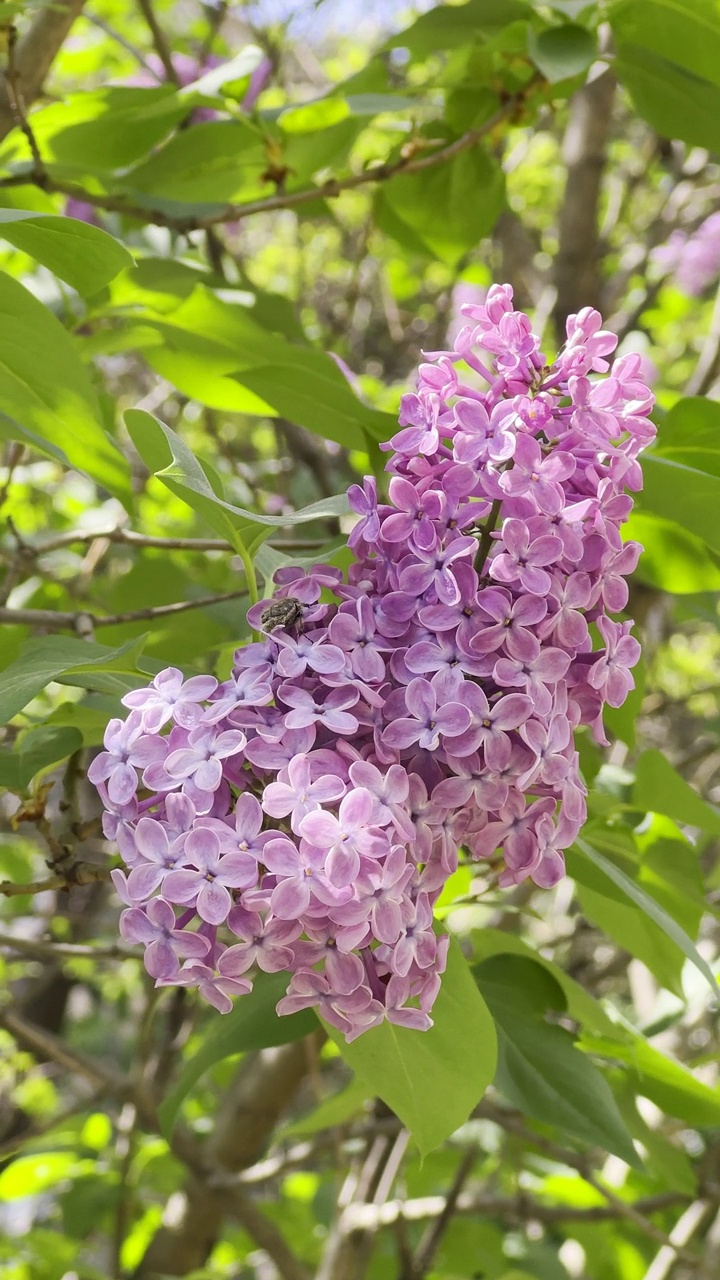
94,282,653,1040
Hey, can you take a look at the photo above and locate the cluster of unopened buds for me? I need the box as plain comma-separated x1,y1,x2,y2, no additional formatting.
91,284,655,1040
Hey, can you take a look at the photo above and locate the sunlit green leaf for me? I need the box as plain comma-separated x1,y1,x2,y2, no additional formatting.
0,272,132,505
0,210,133,295
329,936,497,1157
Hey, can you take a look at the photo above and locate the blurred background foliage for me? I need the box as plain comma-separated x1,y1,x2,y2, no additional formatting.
1,1,720,1278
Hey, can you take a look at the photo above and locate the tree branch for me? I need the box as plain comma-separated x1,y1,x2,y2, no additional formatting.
410,1146,478,1278
336,1189,694,1232
0,0,87,143
0,929,137,959
0,587,248,631
0,83,539,232
552,67,616,334
135,1037,321,1277
136,0,179,85
0,864,112,898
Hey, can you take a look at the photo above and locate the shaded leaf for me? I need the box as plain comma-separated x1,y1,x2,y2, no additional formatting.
528,23,597,82
476,956,639,1165
0,727,83,791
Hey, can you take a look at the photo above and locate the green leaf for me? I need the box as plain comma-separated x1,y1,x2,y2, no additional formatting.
386,0,532,55
278,97,351,133
638,454,720,555
611,0,720,150
125,409,350,558
654,396,720,476
282,1079,371,1137
328,936,497,1157
233,358,394,446
0,272,132,505
528,23,597,82
0,86,189,171
0,727,83,791
158,972,317,1139
574,880,689,996
0,210,133,295
345,93,417,115
0,1153,93,1201
375,147,505,266
573,838,717,994
581,1027,720,1127
0,635,157,725
471,928,618,1036
635,749,720,833
123,120,265,204
178,45,267,102
476,956,639,1165
128,286,394,447
625,512,720,594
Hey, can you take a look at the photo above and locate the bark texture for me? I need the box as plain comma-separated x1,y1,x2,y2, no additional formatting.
135,1039,314,1278
552,68,616,335
0,0,87,141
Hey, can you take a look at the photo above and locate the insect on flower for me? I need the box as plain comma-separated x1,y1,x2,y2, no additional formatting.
259,597,304,632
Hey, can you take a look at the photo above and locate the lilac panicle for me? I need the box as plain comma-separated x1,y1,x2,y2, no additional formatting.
93,283,654,1039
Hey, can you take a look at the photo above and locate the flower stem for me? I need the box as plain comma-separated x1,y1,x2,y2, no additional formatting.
473,498,503,576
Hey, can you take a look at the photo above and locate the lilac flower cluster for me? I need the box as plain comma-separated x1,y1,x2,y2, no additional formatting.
92,284,654,1040
653,212,720,297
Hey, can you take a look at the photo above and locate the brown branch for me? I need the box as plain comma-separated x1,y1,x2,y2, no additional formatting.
685,279,720,396
136,1037,322,1277
4,24,45,179
0,82,540,232
552,68,616,335
3,526,326,556
0,930,137,959
0,1006,133,1097
136,0,179,85
231,1193,311,1280
0,586,249,631
0,864,112,898
334,1189,693,1232
0,0,87,143
411,1146,478,1279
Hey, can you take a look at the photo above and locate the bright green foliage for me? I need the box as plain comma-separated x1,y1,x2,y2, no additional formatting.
1,1,719,1278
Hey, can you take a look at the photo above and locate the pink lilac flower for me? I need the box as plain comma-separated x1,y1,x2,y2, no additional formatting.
94,281,653,1040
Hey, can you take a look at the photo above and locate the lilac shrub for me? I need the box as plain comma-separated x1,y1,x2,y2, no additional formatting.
92,284,654,1039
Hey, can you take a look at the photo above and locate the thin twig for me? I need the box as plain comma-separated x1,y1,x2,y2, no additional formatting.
0,83,539,232
231,1192,311,1280
0,1007,133,1096
136,0,179,84
336,1189,693,1232
411,1145,479,1278
3,526,326,555
640,1199,713,1280
4,24,45,180
0,930,137,960
0,586,248,630
474,498,503,575
82,13,155,70
685,279,720,396
0,864,112,898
